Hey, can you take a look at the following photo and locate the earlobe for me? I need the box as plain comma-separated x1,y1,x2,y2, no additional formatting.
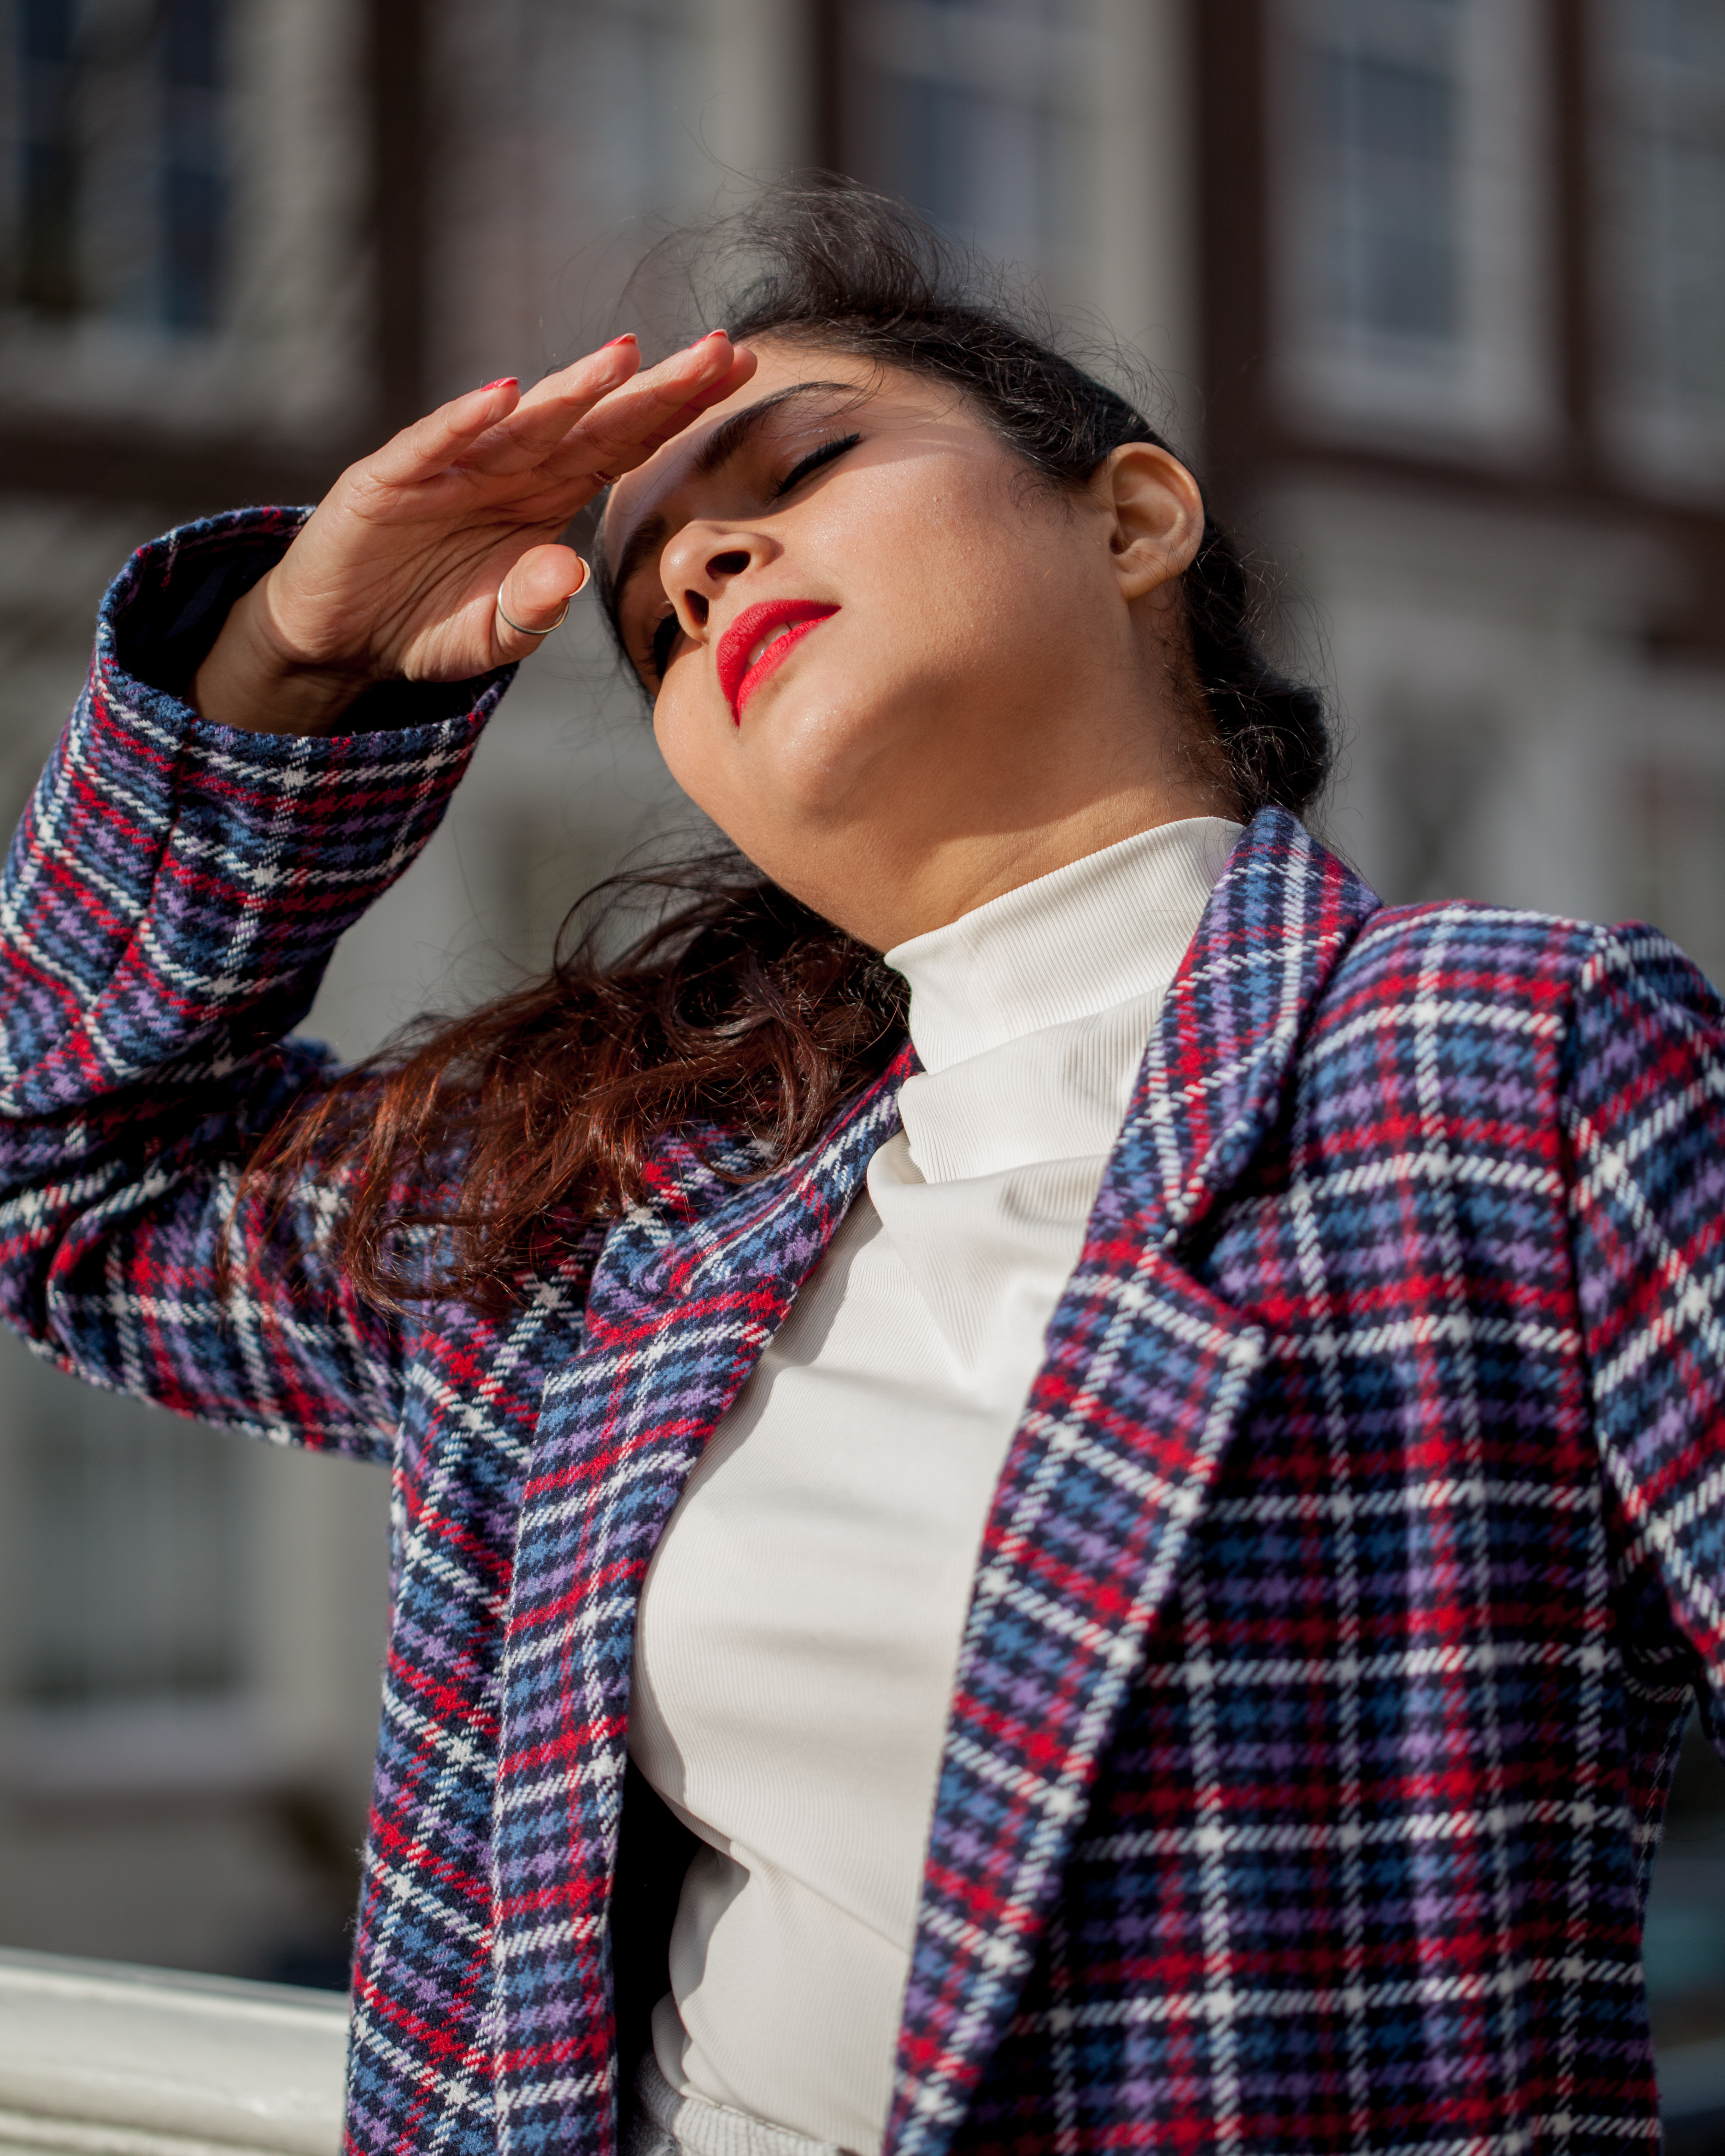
1103,443,1205,602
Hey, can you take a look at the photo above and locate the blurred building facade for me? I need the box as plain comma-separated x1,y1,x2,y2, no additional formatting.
1205,0,1725,980
1,0,1723,2035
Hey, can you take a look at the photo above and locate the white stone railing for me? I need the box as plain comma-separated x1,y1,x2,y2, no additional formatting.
4,1940,1725,2152
0,1947,346,2156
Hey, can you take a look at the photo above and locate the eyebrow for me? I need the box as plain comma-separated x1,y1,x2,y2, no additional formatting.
607,381,867,628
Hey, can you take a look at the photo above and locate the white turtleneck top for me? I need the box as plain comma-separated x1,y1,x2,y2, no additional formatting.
628,817,1243,2152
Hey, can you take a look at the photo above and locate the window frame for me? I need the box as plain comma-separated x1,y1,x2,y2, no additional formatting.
1264,0,1559,461
0,0,369,440
1591,0,1725,502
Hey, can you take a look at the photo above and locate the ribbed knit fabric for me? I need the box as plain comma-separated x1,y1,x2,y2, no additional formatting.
628,817,1244,2151
625,2051,844,2156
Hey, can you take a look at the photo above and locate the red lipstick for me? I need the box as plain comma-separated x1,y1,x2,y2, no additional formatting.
716,599,839,723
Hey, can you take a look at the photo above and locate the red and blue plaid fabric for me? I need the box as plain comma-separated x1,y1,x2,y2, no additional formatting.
2,513,1723,2156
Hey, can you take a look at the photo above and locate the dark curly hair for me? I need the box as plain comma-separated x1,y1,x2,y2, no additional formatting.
252,182,1328,1312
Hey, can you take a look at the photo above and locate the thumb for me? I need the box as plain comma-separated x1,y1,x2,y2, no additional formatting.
493,545,589,658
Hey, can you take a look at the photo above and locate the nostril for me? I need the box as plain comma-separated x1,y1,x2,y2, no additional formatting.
686,591,710,627
709,550,750,579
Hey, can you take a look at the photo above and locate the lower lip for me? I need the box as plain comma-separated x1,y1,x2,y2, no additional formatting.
733,614,835,723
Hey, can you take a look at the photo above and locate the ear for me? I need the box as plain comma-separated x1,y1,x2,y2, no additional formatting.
1092,442,1205,605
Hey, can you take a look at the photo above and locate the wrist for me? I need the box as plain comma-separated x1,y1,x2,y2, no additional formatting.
190,574,378,736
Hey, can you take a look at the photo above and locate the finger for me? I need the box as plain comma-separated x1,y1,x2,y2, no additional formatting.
484,330,746,485
462,336,645,473
366,378,524,488
625,345,759,459
492,543,589,659
544,339,759,486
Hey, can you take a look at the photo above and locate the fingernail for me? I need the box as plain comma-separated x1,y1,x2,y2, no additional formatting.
603,334,637,349
700,329,728,343
479,376,517,393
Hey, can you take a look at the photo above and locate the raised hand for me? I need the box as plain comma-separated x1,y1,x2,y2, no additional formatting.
191,330,757,734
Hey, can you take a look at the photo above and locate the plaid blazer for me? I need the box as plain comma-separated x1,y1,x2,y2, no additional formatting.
3,513,1724,2156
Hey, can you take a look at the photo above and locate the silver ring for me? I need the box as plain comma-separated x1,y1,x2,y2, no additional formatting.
496,560,586,640
497,590,570,638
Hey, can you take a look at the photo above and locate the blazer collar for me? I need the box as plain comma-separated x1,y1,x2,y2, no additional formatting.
607,804,1372,1296
1125,805,1380,1247
639,805,1374,1280
887,808,1380,2156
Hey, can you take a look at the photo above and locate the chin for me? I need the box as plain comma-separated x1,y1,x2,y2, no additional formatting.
742,685,908,802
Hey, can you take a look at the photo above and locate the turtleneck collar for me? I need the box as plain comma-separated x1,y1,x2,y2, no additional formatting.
884,817,1244,1076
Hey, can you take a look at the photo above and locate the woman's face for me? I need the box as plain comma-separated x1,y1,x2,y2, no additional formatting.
604,339,1211,948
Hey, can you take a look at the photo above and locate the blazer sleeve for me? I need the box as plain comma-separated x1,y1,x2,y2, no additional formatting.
0,509,510,1462
1566,922,1725,1733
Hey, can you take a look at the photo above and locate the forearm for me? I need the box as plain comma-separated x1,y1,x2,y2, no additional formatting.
0,1037,407,1458
190,568,378,734
0,509,512,1449
0,509,506,1117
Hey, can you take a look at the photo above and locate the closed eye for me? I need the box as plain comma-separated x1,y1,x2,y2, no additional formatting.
773,433,860,499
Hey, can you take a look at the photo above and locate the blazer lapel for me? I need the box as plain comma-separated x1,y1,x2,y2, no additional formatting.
492,1046,914,2156
888,809,1380,2156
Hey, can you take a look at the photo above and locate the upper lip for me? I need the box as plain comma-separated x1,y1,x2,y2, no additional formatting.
716,598,839,718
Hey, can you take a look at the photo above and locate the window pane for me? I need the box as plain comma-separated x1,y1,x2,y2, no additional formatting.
1612,0,1725,426
881,72,1067,261
15,0,81,315
1628,0,1725,70
1313,45,1459,339
543,0,702,223
5,0,231,335
1270,0,1553,450
158,0,227,332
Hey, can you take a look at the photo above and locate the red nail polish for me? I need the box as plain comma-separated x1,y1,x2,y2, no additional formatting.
701,329,728,342
603,334,637,349
479,376,517,393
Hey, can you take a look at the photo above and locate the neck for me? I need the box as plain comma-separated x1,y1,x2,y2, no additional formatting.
886,814,1245,1071
820,780,1229,949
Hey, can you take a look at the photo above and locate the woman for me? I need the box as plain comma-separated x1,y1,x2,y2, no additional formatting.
1,187,1720,2156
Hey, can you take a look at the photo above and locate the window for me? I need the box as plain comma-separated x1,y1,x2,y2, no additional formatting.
841,0,1100,302
0,1321,391,1984
1268,0,1555,456
1311,37,1460,343
158,0,225,333
0,0,368,436
1367,689,1502,906
9,0,230,336
1596,0,1725,495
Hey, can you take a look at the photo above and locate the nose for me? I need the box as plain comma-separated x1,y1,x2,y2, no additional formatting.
658,522,778,643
